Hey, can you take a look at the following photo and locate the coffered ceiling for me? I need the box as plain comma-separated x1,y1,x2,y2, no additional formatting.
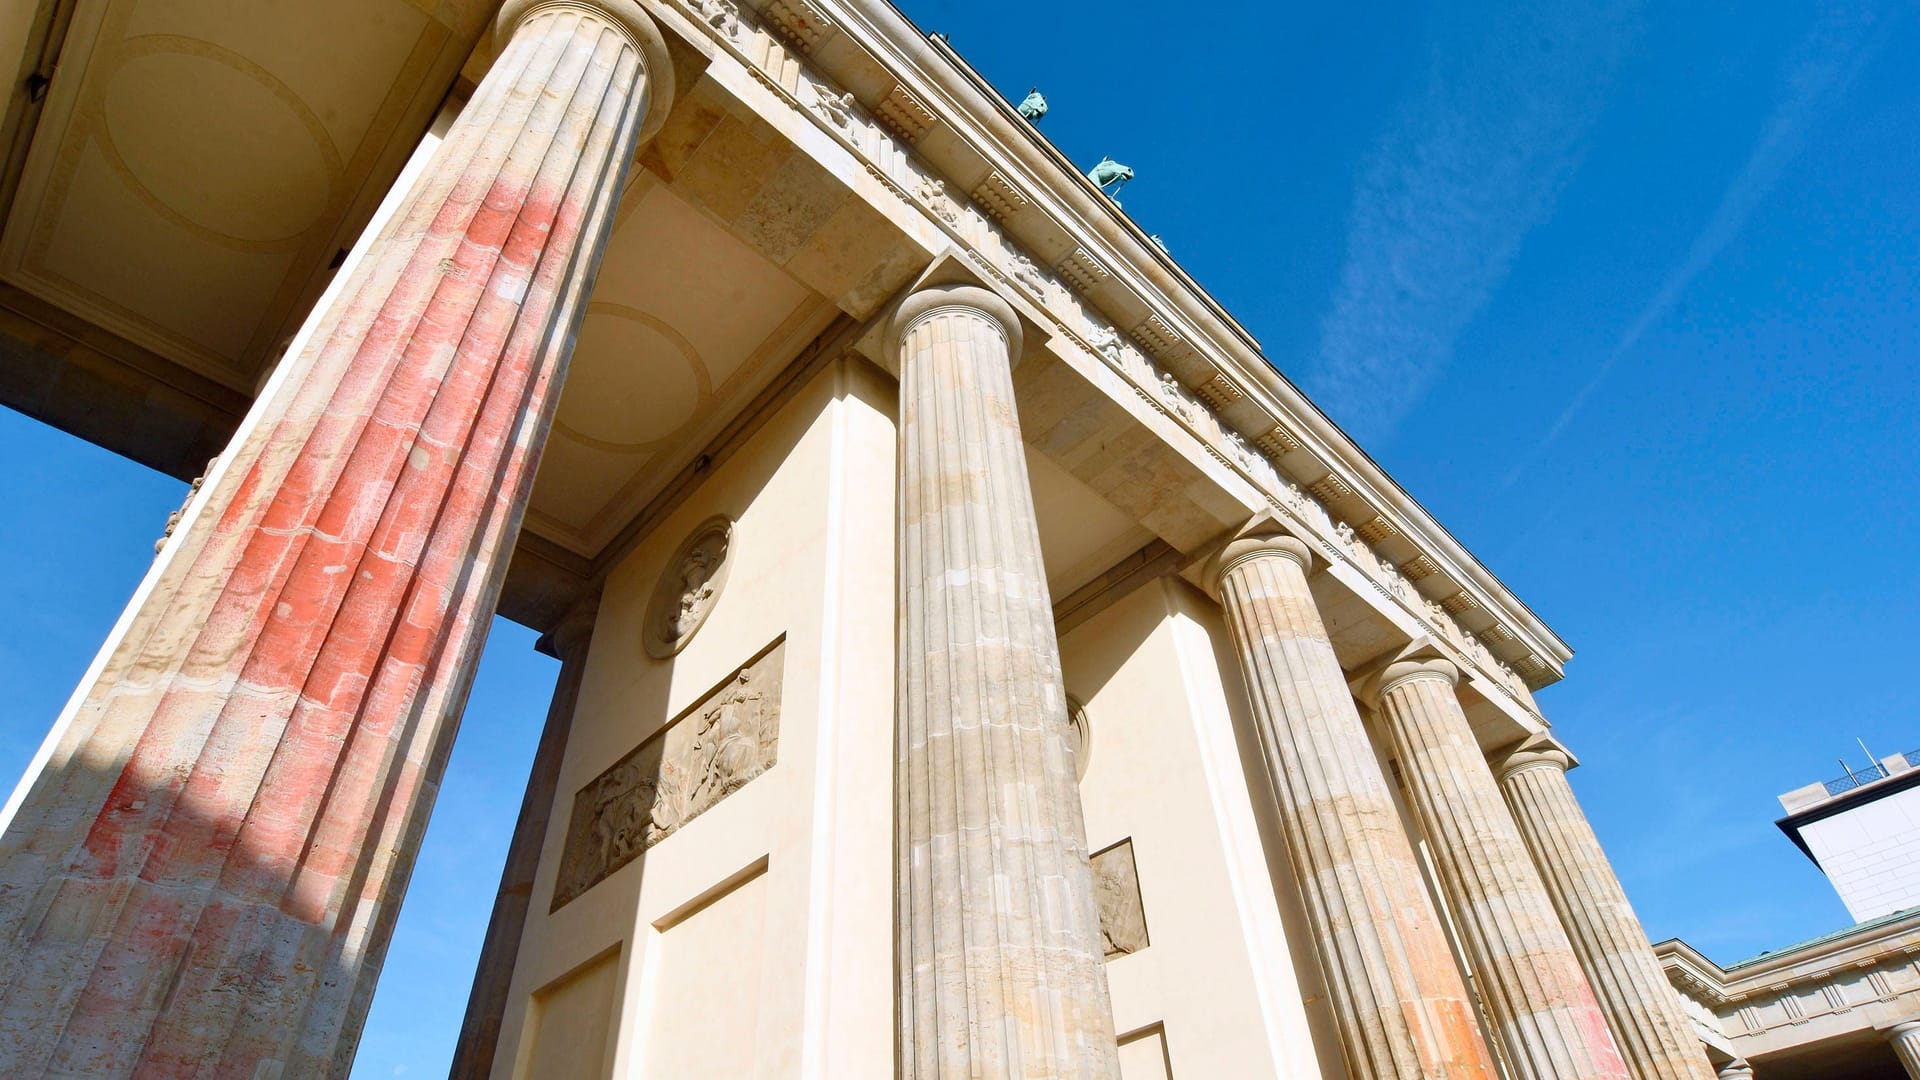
524,174,838,559
0,0,489,392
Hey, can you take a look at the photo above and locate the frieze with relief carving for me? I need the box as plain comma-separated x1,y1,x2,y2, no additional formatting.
666,0,1540,707
551,639,785,910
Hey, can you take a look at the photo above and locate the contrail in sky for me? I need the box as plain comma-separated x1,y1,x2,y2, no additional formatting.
1502,3,1897,489
1304,1,1643,446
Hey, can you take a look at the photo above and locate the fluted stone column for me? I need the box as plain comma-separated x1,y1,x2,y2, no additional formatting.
1208,524,1497,1079
452,595,599,1080
894,284,1120,1078
0,4,671,1076
1890,1021,1920,1077
1716,1058,1755,1080
1497,747,1716,1080
1371,659,1628,1080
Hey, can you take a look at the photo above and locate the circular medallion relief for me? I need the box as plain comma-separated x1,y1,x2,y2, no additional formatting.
1065,695,1091,781
643,516,734,659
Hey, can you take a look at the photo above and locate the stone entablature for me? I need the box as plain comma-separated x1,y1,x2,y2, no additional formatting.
647,0,1560,715
1659,911,1920,1053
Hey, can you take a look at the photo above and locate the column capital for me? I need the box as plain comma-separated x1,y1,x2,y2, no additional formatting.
1888,1019,1920,1038
1375,656,1460,699
546,595,601,665
1715,1059,1754,1080
1206,519,1315,595
891,283,1024,366
498,0,675,139
1495,734,1580,782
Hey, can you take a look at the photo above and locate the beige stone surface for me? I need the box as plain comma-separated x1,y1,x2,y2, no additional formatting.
1499,748,1716,1080
1061,575,1339,1080
1892,1022,1920,1077
0,0,490,390
1209,525,1497,1079
0,1,1672,1076
893,283,1119,1078
1660,907,1920,1076
490,355,899,1080
1092,838,1149,958
1371,658,1627,1079
552,638,784,908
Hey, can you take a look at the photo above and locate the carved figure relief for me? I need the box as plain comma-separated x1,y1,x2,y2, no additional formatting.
552,640,786,910
1158,372,1191,422
1223,430,1251,468
697,0,740,38
1006,252,1047,298
1091,838,1149,958
1086,324,1123,365
644,517,733,659
917,176,959,225
814,87,855,131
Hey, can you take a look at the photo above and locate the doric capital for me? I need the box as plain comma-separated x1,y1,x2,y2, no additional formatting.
1887,1019,1920,1040
1374,657,1460,701
497,0,676,140
1496,744,1572,783
1205,520,1315,596
548,595,601,665
891,283,1024,366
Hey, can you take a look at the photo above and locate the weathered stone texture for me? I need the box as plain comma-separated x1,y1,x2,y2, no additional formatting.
1892,1023,1920,1078
1499,749,1717,1080
1092,838,1149,958
894,284,1120,1079
1209,527,1497,1080
1373,660,1627,1080
553,638,784,908
0,4,664,1075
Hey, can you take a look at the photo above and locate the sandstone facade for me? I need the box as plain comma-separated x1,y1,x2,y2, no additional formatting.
0,1,1742,1077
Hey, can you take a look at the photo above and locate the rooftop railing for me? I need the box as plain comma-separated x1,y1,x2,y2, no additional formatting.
1824,763,1890,796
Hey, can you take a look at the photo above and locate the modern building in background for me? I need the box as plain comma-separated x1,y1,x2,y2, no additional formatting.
1660,753,1920,1079
1780,752,1920,923
0,1,1831,1078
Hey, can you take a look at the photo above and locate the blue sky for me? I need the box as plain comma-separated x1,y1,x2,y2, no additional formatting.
1,0,1916,1075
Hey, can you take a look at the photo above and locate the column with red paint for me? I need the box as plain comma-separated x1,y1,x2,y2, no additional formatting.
0,2,672,1075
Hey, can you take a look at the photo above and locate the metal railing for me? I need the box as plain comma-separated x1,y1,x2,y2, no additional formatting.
1824,763,1890,796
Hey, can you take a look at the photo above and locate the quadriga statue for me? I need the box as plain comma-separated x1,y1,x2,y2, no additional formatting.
1087,156,1134,192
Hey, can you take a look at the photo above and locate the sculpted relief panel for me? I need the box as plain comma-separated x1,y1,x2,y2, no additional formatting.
552,639,785,910
1092,838,1149,959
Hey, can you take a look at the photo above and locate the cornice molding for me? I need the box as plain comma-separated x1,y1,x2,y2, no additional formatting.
657,0,1561,706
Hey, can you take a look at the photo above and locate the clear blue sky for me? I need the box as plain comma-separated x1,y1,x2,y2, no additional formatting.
1,1,1915,1075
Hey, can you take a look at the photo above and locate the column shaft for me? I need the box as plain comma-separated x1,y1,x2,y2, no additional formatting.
451,597,598,1080
1211,530,1496,1079
895,285,1119,1079
1890,1021,1920,1077
1374,663,1627,1080
0,4,667,1075
1499,751,1716,1080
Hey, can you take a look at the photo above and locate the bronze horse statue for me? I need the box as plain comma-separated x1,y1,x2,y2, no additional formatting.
1087,156,1134,195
